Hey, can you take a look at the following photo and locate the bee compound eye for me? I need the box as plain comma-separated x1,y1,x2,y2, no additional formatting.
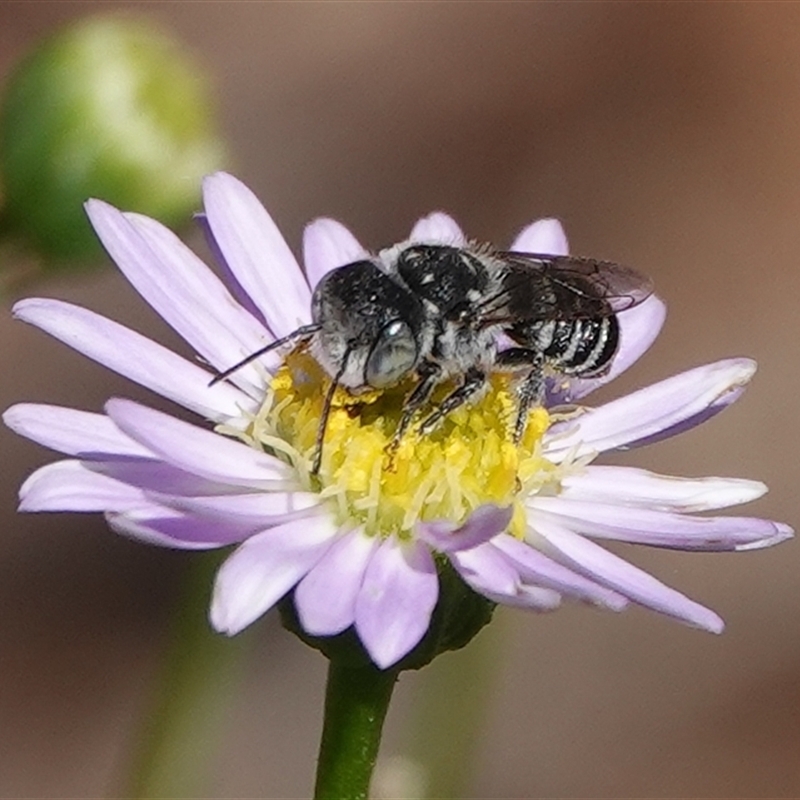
364,319,418,388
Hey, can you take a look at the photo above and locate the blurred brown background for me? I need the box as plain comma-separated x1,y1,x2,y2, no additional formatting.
2,2,800,798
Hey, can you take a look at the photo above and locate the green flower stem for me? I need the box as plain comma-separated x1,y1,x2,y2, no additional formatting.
314,659,398,800
124,553,252,798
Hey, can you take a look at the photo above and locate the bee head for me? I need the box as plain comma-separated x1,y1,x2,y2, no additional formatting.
311,260,424,390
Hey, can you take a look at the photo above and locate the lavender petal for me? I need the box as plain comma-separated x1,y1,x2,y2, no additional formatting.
492,534,628,610
105,398,292,489
531,497,793,552
128,212,282,383
623,385,747,449
3,404,151,459
19,460,147,512
303,218,368,289
510,218,569,255
195,211,268,325
107,506,267,550
483,584,562,610
13,298,254,423
417,503,513,553
355,537,438,669
154,490,324,526
560,465,767,513
545,358,756,462
533,518,725,633
87,459,250,497
202,172,311,338
409,212,467,245
86,200,271,397
294,528,379,636
448,542,520,596
210,516,339,635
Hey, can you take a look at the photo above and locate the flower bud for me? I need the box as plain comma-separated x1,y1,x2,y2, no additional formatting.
0,15,226,263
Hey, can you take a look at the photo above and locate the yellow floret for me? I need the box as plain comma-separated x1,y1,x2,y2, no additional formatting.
250,350,557,538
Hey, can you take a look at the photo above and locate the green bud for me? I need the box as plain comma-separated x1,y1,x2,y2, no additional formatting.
0,15,226,263
279,558,496,672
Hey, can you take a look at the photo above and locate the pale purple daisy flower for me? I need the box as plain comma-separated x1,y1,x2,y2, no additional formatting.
4,173,791,669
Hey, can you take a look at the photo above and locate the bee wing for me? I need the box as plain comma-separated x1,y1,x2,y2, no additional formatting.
493,252,654,319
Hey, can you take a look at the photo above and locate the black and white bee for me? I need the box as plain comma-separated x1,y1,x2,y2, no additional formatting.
212,242,653,473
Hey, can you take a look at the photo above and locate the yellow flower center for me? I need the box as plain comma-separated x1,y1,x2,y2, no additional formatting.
239,350,562,539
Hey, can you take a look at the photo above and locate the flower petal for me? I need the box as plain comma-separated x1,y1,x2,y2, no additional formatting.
417,503,513,553
155,490,323,526
202,172,311,338
560,465,767,512
549,295,667,404
447,542,520,597
484,584,563,611
737,523,795,551
86,200,272,397
210,516,339,635
13,298,253,423
107,507,261,550
533,518,724,632
510,218,569,255
195,212,268,324
19,460,147,512
294,528,379,636
355,537,438,669
531,497,792,552
127,211,281,384
88,459,248,497
17,452,251,512
492,534,628,610
625,386,748,448
544,359,756,461
105,398,292,489
303,218,368,289
3,404,151,459
409,212,467,245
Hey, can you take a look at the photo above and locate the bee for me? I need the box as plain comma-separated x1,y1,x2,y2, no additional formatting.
476,249,653,440
211,242,653,473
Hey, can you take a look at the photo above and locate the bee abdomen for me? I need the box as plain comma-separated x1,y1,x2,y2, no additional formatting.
523,315,620,377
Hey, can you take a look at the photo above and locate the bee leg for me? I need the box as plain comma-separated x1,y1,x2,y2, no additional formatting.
418,367,486,436
514,366,546,443
495,348,545,443
388,360,442,453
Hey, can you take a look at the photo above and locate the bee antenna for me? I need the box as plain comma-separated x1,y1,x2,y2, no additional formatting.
209,323,321,386
312,346,351,476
